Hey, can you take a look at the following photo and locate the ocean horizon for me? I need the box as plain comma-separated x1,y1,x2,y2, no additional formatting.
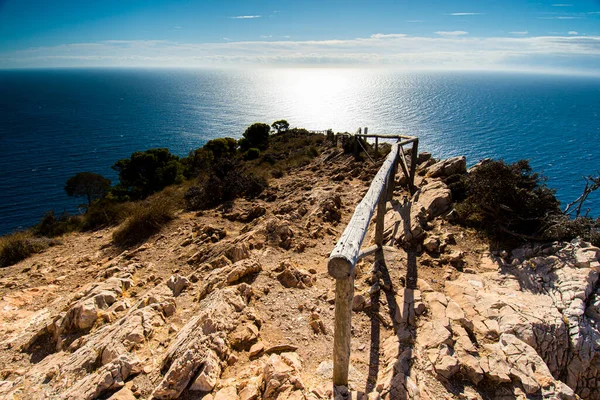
1,67,599,235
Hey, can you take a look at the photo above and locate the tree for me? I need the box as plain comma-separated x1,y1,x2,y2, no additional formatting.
203,137,238,159
111,148,184,200
65,172,111,206
272,120,290,134
243,123,271,150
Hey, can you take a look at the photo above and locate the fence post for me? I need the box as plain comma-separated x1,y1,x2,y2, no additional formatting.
387,157,397,200
409,139,419,193
332,275,354,386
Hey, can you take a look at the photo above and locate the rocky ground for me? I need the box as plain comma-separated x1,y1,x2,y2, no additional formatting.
0,142,599,400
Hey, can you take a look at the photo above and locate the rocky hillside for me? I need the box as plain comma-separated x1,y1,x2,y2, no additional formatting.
0,140,599,400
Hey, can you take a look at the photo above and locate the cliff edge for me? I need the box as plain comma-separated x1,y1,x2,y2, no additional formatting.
0,141,599,400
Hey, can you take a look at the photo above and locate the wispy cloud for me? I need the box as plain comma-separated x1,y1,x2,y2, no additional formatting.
229,15,261,19
552,3,573,6
370,33,407,39
260,35,273,39
510,31,529,35
435,31,469,36
406,20,424,23
448,12,482,16
569,31,579,35
3,34,600,75
539,16,582,19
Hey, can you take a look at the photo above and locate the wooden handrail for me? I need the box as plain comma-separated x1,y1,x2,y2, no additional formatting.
327,128,418,387
328,142,400,279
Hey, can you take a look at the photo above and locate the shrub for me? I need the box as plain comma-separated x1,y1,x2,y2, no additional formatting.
238,137,251,152
82,199,132,230
454,159,560,242
112,148,184,200
35,211,82,237
543,215,600,247
0,232,58,268
203,137,238,159
184,159,268,210
244,148,261,161
112,194,175,247
242,123,271,150
183,148,215,178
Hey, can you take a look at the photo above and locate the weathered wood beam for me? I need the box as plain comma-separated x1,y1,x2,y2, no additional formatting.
357,244,380,260
332,276,354,386
409,139,419,194
328,143,400,280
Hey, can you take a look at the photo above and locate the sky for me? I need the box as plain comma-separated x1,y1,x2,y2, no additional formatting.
1,0,600,74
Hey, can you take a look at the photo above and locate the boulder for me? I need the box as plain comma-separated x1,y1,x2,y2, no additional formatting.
426,156,467,178
413,181,452,220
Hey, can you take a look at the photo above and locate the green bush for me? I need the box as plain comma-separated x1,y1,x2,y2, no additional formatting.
184,159,268,210
0,232,58,268
34,211,82,237
183,148,215,178
244,148,261,161
543,216,600,247
82,199,132,230
238,137,251,152
242,123,271,150
454,159,560,242
112,148,184,200
112,194,175,247
203,137,238,160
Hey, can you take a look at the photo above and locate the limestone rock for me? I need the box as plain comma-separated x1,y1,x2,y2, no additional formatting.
435,355,460,379
214,386,239,400
276,261,315,289
167,275,190,296
413,181,452,220
199,258,262,300
426,156,467,178
416,321,452,349
263,352,305,399
151,285,252,399
107,387,136,400
189,350,222,392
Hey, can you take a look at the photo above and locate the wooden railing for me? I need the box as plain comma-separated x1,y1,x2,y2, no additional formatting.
327,129,418,387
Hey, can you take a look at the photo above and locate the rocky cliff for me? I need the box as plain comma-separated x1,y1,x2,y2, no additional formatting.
0,144,598,399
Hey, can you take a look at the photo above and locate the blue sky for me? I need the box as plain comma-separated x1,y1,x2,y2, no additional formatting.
1,0,599,73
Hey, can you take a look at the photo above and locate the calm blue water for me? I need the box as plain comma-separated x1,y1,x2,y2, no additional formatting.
1,68,599,235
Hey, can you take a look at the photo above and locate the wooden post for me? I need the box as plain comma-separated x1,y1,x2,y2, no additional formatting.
375,137,379,158
409,139,419,194
333,275,354,386
374,186,387,246
387,157,397,200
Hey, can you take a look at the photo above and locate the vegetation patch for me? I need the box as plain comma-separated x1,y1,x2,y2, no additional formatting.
112,193,176,248
0,232,59,268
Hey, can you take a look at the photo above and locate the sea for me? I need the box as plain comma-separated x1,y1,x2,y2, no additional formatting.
1,68,599,236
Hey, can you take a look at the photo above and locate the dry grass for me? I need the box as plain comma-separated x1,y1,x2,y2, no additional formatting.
0,232,59,268
112,191,178,248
